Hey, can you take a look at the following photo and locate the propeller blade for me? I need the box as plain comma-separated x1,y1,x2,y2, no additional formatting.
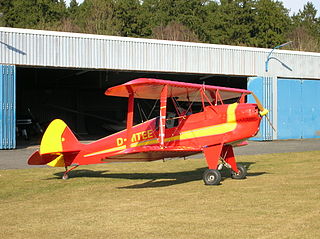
251,93,269,116
265,114,276,132
250,92,275,132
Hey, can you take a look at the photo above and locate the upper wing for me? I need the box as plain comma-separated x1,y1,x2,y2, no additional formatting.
105,78,251,102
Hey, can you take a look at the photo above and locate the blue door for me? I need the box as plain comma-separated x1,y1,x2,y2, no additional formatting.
301,80,320,138
278,78,320,139
0,65,16,149
277,79,302,139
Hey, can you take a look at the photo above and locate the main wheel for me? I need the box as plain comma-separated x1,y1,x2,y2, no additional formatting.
231,164,247,179
203,169,221,185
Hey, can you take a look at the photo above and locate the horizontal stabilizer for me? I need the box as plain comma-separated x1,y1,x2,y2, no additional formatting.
28,151,60,165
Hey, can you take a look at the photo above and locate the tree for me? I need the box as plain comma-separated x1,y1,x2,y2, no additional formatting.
53,0,81,32
288,2,320,52
0,0,13,27
172,0,211,42
1,0,67,30
251,0,291,48
201,0,219,43
68,0,79,19
73,0,121,35
287,27,319,52
152,21,199,41
205,0,256,45
142,0,209,42
113,0,149,37
292,2,319,35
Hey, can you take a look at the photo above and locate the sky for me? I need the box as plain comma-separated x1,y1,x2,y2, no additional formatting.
281,0,320,15
65,0,320,16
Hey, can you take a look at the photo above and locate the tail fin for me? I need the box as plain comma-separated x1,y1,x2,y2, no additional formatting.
40,119,81,155
28,119,82,167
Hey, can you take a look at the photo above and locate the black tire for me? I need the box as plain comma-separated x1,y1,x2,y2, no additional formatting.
203,169,221,185
231,164,247,179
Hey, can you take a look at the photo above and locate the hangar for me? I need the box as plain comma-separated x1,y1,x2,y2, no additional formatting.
0,27,320,149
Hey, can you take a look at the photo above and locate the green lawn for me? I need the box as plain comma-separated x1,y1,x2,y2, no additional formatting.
1,151,320,239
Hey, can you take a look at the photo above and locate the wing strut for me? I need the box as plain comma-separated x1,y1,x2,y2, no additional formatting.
126,86,134,148
159,85,168,148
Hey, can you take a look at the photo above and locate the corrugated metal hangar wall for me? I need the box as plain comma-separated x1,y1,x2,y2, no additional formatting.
1,27,320,148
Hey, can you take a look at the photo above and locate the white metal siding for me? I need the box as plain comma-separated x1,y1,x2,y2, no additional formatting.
1,27,320,79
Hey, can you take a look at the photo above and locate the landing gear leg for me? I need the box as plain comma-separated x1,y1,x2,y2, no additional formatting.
202,144,223,185
221,145,247,180
62,165,79,180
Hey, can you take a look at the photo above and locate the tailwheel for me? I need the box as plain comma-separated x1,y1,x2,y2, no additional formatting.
231,164,247,179
62,165,79,180
203,169,221,185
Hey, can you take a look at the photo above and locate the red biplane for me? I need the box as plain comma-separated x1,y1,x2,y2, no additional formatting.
28,78,268,185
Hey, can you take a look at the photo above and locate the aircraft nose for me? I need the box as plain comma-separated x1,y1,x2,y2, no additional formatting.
237,105,261,120
252,106,261,117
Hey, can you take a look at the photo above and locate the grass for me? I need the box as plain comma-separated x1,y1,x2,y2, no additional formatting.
1,151,320,239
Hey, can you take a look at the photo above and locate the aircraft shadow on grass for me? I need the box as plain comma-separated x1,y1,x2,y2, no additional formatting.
48,161,266,188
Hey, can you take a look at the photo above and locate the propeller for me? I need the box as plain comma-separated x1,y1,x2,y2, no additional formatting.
265,114,276,132
251,93,276,132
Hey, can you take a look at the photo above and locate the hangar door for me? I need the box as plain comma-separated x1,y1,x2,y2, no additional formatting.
0,65,16,149
278,78,320,139
247,76,275,141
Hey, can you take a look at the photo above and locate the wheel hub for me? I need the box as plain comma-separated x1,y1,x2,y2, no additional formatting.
208,175,215,182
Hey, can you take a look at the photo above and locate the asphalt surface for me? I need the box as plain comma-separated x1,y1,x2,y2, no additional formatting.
0,139,319,170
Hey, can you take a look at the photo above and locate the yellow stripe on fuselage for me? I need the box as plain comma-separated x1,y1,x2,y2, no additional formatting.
227,102,237,122
164,103,238,142
84,103,238,158
84,145,126,157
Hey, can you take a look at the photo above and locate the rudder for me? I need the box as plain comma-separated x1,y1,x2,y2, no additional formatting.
28,119,82,167
40,119,81,155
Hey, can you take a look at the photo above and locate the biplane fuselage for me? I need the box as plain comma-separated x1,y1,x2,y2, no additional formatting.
28,78,266,185
74,103,260,164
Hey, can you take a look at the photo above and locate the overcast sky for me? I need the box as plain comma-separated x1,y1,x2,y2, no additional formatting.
65,0,320,16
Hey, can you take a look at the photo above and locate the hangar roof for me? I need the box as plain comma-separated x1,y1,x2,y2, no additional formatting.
0,27,320,79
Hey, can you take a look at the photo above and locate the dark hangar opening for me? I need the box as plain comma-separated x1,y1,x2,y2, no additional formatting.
16,66,247,145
